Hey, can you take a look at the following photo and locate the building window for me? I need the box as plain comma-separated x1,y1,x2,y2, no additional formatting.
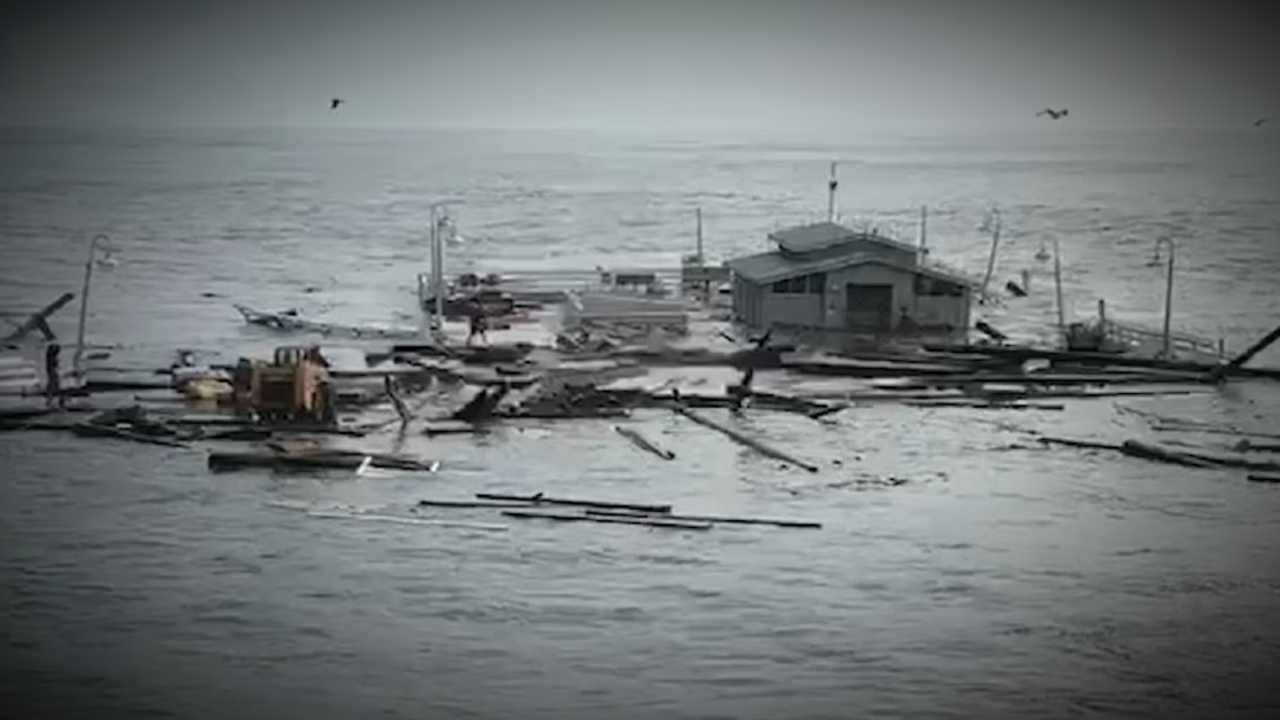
772,273,825,294
771,276,806,293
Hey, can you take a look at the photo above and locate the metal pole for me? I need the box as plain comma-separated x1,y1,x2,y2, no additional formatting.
1053,237,1065,344
826,162,837,223
918,205,928,260
1160,238,1174,358
695,207,703,261
427,200,464,333
980,210,1001,300
72,233,105,377
431,207,444,327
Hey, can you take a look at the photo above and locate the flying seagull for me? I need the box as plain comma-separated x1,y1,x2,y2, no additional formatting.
1255,117,1269,127
1036,108,1069,119
330,98,344,110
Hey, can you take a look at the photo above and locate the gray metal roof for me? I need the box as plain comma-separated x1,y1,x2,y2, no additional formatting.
769,222,857,254
728,247,973,288
770,221,923,257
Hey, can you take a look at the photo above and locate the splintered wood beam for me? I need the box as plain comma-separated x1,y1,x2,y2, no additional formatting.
584,508,821,529
613,425,675,460
673,405,819,472
2,292,75,342
475,492,672,514
501,509,711,531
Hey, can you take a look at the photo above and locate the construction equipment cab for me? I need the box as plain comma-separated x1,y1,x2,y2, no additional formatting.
234,345,334,424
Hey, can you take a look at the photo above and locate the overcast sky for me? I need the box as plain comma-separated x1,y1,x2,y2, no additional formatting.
2,0,1276,132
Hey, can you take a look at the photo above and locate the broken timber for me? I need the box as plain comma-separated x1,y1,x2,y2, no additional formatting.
2,292,76,342
208,450,439,473
673,405,819,472
474,492,672,514
501,509,712,530
418,499,542,509
1211,323,1280,381
583,508,820,529
613,425,675,460
1037,436,1280,471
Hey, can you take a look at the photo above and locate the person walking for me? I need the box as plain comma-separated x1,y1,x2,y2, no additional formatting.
466,300,489,347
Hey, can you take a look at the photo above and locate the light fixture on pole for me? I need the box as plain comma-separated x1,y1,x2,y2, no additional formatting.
427,200,464,334
72,233,110,378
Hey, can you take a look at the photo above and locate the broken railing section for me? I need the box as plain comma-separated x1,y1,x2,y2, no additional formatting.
2,292,76,343
416,492,822,531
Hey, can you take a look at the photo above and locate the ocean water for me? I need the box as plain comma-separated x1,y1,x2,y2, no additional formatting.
2,125,1280,718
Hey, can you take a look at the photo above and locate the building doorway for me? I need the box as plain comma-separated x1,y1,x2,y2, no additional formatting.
845,284,894,331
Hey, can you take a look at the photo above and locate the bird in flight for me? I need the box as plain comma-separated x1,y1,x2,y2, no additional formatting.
1036,108,1069,119
1255,117,1269,127
330,98,344,110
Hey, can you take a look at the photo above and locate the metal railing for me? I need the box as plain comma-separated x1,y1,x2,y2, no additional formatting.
1103,318,1224,359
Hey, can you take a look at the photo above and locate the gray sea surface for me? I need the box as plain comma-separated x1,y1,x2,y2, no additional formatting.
2,125,1279,718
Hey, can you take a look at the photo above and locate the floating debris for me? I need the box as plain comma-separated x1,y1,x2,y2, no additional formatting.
475,492,672,514
674,405,820,472
613,425,675,460
501,509,712,531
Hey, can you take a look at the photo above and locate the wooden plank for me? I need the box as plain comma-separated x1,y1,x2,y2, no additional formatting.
613,425,675,460
475,492,672,514
301,510,508,531
674,406,819,472
501,509,711,531
70,423,190,448
584,508,821,529
2,292,75,342
418,499,539,508
208,451,438,473
1220,324,1280,373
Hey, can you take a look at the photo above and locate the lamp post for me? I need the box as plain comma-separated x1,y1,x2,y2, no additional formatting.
427,200,463,334
72,233,109,377
1152,236,1175,358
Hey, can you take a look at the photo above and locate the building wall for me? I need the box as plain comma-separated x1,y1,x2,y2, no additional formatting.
733,262,969,340
915,295,969,332
821,264,915,330
760,293,823,328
